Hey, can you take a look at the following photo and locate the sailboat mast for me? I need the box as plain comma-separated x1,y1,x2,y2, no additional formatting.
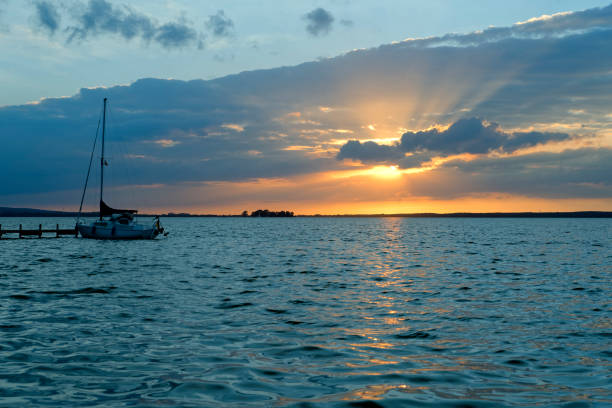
100,97,107,220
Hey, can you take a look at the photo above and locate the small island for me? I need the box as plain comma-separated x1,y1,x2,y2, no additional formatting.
243,209,294,217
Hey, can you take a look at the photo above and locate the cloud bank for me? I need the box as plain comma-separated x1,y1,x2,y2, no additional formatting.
405,5,612,47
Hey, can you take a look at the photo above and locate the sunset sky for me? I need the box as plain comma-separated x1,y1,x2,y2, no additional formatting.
1,0,611,214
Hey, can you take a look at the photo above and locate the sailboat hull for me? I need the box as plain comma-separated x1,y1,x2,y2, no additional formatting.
77,222,158,240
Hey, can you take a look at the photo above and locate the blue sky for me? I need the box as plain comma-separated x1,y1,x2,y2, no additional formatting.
1,1,611,213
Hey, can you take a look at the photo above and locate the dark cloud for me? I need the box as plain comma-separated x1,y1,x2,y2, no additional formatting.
60,0,201,48
400,118,571,154
337,140,404,164
304,8,334,36
400,118,503,154
337,118,573,167
206,10,233,37
155,21,200,49
34,1,60,34
67,0,155,42
398,153,435,169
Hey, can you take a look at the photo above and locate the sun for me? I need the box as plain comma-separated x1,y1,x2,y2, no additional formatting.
366,165,402,178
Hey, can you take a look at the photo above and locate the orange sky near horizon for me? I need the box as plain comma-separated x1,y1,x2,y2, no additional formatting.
33,194,612,216
7,124,610,215
36,165,607,215
169,198,612,216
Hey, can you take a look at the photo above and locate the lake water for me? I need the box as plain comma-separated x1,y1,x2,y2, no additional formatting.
1,217,610,407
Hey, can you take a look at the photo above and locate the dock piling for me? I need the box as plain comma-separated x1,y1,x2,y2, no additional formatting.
0,224,79,239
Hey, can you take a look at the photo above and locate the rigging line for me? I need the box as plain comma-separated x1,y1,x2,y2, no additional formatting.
106,102,136,210
77,109,102,224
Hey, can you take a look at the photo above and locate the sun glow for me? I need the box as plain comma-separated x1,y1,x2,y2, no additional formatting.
331,165,428,180
366,165,401,178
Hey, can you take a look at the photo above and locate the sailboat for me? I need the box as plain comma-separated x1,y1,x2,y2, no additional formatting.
76,98,164,240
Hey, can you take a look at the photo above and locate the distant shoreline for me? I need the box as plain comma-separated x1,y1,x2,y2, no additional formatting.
1,207,610,218
308,212,612,218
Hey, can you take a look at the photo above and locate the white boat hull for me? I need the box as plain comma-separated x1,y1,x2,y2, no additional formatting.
78,220,159,240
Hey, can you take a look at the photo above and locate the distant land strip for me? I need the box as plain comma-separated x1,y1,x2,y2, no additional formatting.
1,207,611,218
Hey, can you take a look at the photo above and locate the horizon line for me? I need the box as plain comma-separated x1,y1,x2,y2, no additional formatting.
1,207,611,218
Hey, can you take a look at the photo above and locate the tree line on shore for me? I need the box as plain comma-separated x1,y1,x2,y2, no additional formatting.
242,209,294,217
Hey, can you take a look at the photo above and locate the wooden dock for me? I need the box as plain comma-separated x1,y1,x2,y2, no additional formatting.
0,224,78,239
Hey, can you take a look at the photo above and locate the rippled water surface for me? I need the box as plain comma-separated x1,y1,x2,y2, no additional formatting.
1,217,610,407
